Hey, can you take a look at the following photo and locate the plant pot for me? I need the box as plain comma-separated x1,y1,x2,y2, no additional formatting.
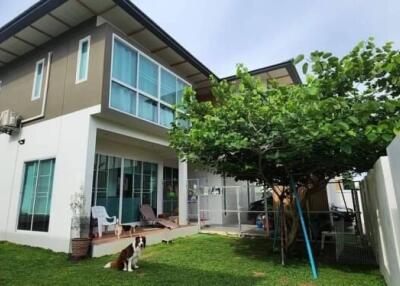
71,238,91,260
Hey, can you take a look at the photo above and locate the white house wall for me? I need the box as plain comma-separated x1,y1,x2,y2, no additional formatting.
0,105,100,252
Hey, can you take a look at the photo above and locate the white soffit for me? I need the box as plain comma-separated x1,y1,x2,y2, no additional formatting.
174,61,198,76
194,77,211,89
156,48,184,66
255,73,270,82
133,29,165,51
81,0,116,14
51,0,93,27
276,76,293,85
0,0,117,65
267,67,289,78
0,48,17,62
31,14,69,37
186,73,206,83
0,0,211,82
102,6,142,34
15,26,51,46
0,37,34,56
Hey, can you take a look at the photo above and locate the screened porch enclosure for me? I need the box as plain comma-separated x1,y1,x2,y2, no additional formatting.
91,153,158,224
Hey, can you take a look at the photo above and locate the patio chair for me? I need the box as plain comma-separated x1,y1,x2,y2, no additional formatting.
91,206,117,238
140,204,178,229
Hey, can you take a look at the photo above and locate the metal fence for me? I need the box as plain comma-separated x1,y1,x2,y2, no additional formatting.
186,182,376,265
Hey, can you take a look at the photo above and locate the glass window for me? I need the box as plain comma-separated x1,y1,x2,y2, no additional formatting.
31,59,45,100
138,55,158,97
176,79,188,104
18,159,55,232
110,35,191,128
92,155,158,224
122,159,141,223
163,167,178,216
110,82,136,115
160,69,176,104
76,36,90,83
160,105,175,128
138,94,158,123
95,155,121,219
112,39,137,87
142,162,157,210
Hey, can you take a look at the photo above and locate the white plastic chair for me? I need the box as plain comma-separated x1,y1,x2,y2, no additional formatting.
91,206,117,238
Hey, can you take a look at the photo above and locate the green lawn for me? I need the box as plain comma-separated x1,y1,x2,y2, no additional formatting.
0,234,385,286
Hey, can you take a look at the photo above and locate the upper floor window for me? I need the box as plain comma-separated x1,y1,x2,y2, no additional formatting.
138,55,158,97
110,34,190,128
76,36,90,84
31,59,45,101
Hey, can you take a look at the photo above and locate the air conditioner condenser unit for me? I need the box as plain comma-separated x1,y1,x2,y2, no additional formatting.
0,109,22,135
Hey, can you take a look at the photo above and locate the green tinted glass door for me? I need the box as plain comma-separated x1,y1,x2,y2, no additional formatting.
18,159,55,232
121,159,141,223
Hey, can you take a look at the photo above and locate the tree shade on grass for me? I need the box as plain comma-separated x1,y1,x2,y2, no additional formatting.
0,235,384,286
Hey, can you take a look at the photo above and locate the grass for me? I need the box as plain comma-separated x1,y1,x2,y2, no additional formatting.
0,234,385,286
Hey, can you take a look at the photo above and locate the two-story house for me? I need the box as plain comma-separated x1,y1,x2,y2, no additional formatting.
0,0,300,253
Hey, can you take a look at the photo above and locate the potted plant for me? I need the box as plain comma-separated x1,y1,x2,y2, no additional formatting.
69,192,91,260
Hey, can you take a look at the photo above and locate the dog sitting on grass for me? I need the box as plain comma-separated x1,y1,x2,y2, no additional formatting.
104,236,146,271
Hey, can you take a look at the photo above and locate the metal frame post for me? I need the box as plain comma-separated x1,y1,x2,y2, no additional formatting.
290,175,318,279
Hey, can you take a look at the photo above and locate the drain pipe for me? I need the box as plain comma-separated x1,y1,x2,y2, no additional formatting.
21,51,52,125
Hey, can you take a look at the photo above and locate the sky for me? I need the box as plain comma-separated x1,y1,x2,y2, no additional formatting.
0,0,399,77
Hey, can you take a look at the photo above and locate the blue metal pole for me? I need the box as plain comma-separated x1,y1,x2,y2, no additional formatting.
290,175,318,279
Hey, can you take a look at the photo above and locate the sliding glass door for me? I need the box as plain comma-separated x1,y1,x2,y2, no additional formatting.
122,159,141,223
163,167,178,216
94,155,121,219
92,154,157,224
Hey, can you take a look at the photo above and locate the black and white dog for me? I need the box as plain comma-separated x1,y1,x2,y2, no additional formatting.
104,236,146,271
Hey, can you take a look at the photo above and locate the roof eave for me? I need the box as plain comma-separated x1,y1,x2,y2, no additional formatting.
0,0,68,43
112,0,216,80
221,60,302,84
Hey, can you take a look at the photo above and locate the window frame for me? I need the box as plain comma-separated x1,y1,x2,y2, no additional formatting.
75,35,91,84
109,33,191,128
31,58,45,101
92,152,158,224
17,158,56,233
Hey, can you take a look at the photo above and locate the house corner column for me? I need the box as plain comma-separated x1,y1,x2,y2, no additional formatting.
178,159,188,225
82,120,97,217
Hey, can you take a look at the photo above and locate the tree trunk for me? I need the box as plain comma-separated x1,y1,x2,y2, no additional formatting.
263,185,270,238
273,181,328,249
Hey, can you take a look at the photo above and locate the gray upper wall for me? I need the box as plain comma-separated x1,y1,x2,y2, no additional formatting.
0,17,200,130
0,18,107,123
0,0,301,129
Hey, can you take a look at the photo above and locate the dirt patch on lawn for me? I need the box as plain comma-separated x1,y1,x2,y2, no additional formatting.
253,271,266,277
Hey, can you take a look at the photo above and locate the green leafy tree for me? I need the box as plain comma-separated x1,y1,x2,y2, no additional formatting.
170,38,400,249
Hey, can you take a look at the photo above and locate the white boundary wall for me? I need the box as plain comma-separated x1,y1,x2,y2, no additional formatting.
360,136,400,286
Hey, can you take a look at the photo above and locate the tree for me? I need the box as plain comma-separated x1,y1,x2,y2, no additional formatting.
169,38,400,253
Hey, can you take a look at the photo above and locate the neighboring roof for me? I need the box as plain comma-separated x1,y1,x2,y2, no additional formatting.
0,0,301,88
222,60,302,84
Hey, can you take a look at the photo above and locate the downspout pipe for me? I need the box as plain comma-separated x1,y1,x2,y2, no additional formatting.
21,51,52,125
